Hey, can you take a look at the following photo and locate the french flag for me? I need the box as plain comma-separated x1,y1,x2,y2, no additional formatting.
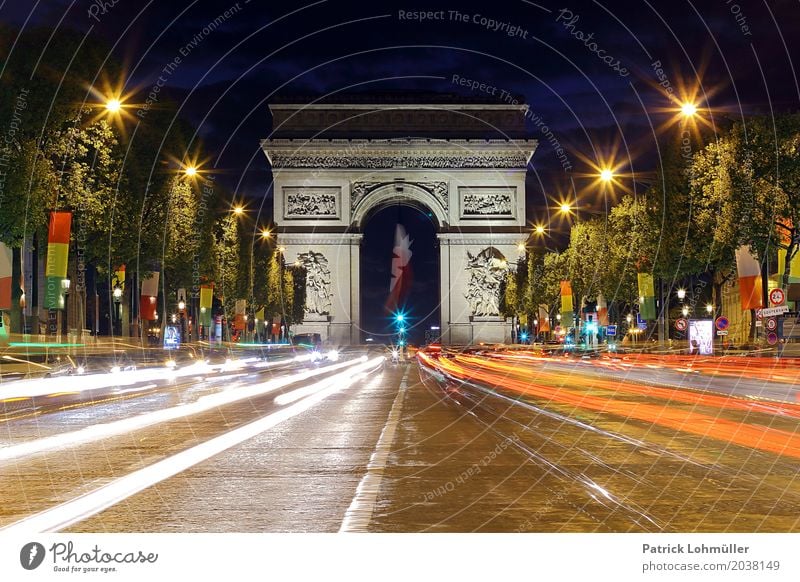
735,245,763,311
386,225,412,311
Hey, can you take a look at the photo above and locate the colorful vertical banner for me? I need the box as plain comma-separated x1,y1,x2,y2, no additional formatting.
637,273,656,321
560,281,574,325
234,299,246,331
777,249,800,284
114,264,126,290
596,293,609,326
0,242,12,311
538,304,551,332
140,271,160,321
199,284,213,327
44,211,72,309
735,246,763,311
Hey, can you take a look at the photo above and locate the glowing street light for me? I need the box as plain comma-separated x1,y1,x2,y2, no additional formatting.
677,288,686,300
682,305,689,317
261,229,271,239
534,224,546,235
178,300,186,311
278,246,285,253
559,203,572,214
706,303,714,314
680,102,698,118
233,206,244,215
599,168,614,182
184,166,197,177
105,98,122,113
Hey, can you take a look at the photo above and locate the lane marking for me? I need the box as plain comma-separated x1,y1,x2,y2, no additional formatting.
0,357,385,534
340,365,409,532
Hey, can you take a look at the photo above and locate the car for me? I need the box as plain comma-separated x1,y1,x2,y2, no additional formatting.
293,333,322,349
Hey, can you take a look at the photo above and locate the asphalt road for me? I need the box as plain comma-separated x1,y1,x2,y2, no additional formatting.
1,349,798,533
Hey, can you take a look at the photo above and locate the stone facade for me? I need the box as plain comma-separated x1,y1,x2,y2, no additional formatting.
262,103,537,345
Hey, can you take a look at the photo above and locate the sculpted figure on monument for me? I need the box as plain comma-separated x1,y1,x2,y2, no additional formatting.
297,251,332,314
465,248,509,316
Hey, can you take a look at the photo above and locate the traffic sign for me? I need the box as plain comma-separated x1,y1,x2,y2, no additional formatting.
675,318,688,332
767,332,779,345
716,330,729,336
766,317,777,331
714,316,729,331
606,325,617,336
755,308,763,320
769,288,786,306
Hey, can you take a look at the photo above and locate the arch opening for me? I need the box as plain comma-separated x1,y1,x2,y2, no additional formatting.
359,204,440,345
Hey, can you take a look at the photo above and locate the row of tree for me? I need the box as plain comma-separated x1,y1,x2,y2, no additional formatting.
502,113,800,335
0,26,301,337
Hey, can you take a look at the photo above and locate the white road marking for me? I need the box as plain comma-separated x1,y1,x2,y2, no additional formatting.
339,365,409,532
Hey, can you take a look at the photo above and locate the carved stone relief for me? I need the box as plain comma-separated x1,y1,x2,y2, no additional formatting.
283,187,340,219
297,251,332,314
459,187,515,218
465,247,509,317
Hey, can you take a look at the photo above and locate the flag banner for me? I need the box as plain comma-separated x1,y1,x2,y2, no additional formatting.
140,272,160,321
597,293,609,326
113,264,126,290
538,304,551,332
560,281,573,325
735,245,763,311
778,248,800,284
0,242,12,310
386,224,413,311
637,272,656,321
234,299,246,331
44,211,72,309
200,284,213,310
199,308,212,327
22,237,33,316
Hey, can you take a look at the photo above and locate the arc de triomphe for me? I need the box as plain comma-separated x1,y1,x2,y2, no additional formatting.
262,100,537,345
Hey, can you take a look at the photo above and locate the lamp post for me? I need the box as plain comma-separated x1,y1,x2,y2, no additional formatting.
113,286,122,336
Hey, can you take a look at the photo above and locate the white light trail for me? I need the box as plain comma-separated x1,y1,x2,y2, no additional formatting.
0,357,377,463
0,356,385,534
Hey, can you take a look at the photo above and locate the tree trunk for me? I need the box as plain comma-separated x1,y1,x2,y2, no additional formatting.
10,247,22,334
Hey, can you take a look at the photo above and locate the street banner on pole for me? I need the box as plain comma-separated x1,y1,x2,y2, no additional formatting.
234,299,246,331
113,264,126,291
560,281,573,326
199,284,213,327
735,245,763,310
140,271,160,320
596,293,609,326
0,242,12,311
44,211,72,309
538,304,550,332
637,272,656,320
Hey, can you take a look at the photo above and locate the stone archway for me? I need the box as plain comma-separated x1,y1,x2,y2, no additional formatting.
262,101,537,345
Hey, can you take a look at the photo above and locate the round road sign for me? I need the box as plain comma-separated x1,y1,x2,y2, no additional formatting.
769,288,786,306
675,318,688,332
755,308,763,320
715,316,729,331
767,332,779,345
766,317,777,331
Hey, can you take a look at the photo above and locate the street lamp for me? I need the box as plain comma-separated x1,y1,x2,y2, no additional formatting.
534,224,546,235
261,229,271,239
599,168,614,182
178,300,186,311
184,166,197,177
706,303,713,314
677,288,686,300
682,305,689,317
559,203,572,214
233,206,244,216
680,102,698,118
105,98,122,113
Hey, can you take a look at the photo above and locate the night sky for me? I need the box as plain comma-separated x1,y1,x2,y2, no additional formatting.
4,0,799,337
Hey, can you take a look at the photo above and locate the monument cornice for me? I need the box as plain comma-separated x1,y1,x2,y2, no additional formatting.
263,138,536,169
